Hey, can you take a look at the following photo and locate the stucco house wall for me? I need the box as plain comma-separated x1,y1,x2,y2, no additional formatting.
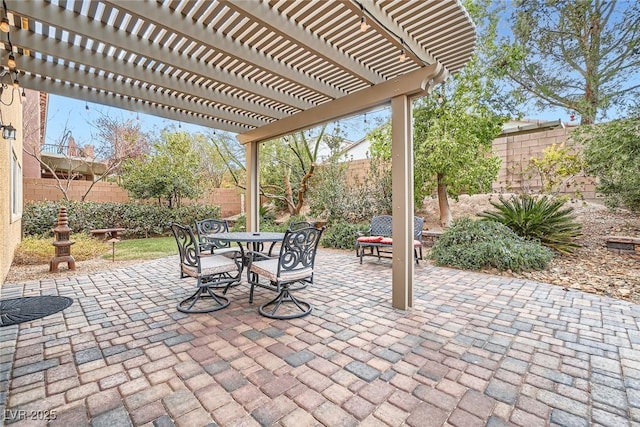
0,87,26,282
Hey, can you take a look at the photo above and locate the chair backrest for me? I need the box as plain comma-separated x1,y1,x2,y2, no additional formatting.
170,222,200,270
277,226,324,278
289,220,314,231
370,215,393,237
195,218,231,250
414,216,425,241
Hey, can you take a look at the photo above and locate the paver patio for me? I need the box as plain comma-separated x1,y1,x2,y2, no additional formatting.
1,248,639,426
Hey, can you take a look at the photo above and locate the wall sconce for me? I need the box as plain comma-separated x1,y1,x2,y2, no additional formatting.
1,122,15,139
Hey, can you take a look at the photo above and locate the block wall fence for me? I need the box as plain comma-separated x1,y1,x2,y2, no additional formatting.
22,126,601,219
23,178,243,218
342,127,600,204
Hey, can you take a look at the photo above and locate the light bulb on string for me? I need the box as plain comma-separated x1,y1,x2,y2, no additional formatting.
360,16,370,32
7,53,16,69
0,17,9,33
85,101,89,111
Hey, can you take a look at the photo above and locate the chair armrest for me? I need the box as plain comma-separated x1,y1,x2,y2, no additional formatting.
245,251,274,263
356,227,372,237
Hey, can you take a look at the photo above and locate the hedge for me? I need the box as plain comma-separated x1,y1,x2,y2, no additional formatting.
22,201,221,238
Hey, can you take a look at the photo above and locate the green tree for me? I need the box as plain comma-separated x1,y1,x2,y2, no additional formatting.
369,0,506,226
192,133,231,188
571,114,640,211
121,130,203,207
214,126,340,215
528,143,586,196
494,0,640,124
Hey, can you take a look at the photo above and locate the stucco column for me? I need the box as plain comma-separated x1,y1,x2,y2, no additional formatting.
245,141,260,232
391,94,414,310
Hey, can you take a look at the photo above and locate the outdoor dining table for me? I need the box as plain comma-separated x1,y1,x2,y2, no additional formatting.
204,231,285,257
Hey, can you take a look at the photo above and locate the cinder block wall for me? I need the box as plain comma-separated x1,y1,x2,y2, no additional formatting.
341,127,599,203
491,127,598,201
23,179,243,218
23,178,130,203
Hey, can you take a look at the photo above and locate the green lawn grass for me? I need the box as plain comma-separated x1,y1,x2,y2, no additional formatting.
101,236,177,261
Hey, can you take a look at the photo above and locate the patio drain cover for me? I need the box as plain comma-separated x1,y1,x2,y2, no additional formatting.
0,296,73,327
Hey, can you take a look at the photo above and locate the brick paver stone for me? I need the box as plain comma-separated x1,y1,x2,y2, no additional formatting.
2,250,640,427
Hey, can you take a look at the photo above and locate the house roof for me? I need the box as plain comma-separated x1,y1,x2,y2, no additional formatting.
3,0,476,140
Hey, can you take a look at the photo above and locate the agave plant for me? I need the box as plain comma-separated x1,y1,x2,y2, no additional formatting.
478,194,582,254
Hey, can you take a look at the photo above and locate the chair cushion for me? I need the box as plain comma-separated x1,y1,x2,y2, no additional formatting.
182,254,239,278
359,236,421,247
357,236,384,243
250,259,313,283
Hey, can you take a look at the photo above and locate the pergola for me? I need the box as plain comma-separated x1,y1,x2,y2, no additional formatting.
3,0,476,309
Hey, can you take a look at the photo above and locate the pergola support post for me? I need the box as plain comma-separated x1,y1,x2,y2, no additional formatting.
391,94,414,310
246,141,260,232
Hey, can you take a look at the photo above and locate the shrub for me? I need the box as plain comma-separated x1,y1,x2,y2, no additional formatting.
320,221,370,250
430,218,554,272
22,201,221,238
478,194,582,254
13,234,109,265
308,158,393,223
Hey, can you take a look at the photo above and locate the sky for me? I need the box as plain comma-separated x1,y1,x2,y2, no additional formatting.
46,89,577,150
44,95,392,148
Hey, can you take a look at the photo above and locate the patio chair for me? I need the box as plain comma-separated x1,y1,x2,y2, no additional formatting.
170,222,243,313
194,218,241,255
246,225,325,319
289,220,314,230
356,215,424,264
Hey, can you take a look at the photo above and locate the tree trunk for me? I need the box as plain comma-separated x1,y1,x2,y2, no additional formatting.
294,164,315,215
437,173,453,227
284,171,294,215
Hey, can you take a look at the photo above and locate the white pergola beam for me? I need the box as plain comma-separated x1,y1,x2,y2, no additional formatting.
391,94,414,310
237,64,444,144
8,0,315,112
225,0,384,85
20,74,251,134
105,0,346,99
16,56,263,128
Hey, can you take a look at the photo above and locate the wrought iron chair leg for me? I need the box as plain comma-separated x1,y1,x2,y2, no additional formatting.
248,272,257,303
177,286,230,313
258,287,311,319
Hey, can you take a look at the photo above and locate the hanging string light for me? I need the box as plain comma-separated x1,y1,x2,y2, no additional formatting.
0,0,9,33
360,4,370,33
85,101,89,110
398,40,407,62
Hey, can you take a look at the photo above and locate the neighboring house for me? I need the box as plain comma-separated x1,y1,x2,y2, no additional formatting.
23,93,106,181
35,134,105,181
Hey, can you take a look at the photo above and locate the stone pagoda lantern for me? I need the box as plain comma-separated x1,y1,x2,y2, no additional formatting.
50,207,76,273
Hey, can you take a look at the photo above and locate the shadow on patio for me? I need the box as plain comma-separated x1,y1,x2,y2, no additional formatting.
1,248,639,426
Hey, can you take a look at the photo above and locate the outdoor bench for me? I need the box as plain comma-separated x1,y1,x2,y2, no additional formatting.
355,215,424,265
90,227,126,240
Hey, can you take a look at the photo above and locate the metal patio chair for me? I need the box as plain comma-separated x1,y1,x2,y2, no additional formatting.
246,225,324,319
170,222,243,313
194,218,241,256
